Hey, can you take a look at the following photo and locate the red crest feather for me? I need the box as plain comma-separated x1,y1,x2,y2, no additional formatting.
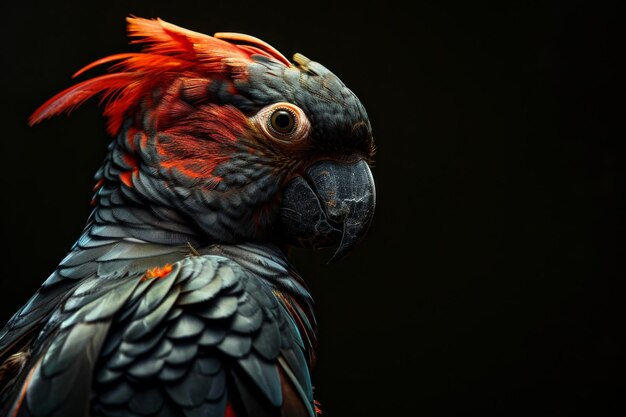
29,17,291,136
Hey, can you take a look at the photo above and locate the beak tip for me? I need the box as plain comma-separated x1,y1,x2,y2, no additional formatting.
326,221,370,264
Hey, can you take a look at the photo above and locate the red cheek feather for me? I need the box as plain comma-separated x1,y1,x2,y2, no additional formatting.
155,105,249,183
139,132,149,153
122,154,138,170
180,78,213,103
119,171,136,187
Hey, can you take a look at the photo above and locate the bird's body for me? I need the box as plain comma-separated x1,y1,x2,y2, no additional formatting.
0,17,375,417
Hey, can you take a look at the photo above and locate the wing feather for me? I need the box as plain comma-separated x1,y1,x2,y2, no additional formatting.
2,245,317,417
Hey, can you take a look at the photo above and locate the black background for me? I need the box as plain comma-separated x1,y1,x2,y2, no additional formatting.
0,1,623,415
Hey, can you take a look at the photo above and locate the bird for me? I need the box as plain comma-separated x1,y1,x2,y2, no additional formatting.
0,16,375,417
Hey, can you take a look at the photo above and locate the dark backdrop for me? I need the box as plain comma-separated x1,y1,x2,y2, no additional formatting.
0,1,623,415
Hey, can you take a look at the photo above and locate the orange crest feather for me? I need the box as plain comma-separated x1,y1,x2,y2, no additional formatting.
29,17,291,136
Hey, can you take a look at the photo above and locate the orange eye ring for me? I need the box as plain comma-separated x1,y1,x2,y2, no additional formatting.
253,102,310,143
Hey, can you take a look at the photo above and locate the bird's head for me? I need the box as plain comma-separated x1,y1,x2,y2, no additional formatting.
30,17,376,261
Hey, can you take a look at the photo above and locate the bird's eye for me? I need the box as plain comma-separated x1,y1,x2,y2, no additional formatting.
270,109,295,134
253,102,310,143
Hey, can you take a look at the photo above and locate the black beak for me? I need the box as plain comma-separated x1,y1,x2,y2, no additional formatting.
279,159,376,262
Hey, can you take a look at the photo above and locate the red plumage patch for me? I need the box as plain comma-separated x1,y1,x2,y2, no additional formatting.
224,403,237,417
141,264,174,281
156,104,248,182
29,17,291,136
315,400,323,415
